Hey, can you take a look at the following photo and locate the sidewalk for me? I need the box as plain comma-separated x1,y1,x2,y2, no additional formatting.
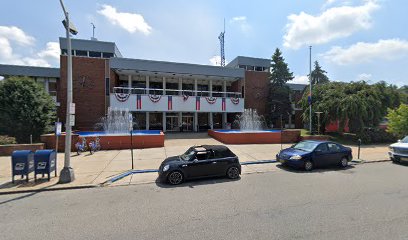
0,134,391,194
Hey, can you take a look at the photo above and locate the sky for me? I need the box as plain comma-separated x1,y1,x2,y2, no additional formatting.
0,0,407,86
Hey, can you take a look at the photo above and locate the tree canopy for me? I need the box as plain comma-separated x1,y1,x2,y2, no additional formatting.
310,61,329,85
299,81,402,133
0,77,56,143
269,48,294,86
386,104,408,139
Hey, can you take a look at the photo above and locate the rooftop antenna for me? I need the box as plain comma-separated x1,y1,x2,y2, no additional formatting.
91,22,97,40
218,18,225,67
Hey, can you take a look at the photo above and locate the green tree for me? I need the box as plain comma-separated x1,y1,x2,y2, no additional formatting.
299,81,399,134
0,77,56,143
268,48,294,126
269,48,294,86
386,104,408,138
310,61,329,85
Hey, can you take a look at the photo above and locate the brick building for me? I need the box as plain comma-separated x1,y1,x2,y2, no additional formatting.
0,37,306,131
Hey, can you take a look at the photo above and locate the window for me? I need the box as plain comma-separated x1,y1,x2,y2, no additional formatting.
246,65,254,71
102,52,114,58
241,86,245,97
315,144,328,152
89,51,102,58
238,65,246,69
196,152,208,160
76,50,88,56
255,66,263,71
48,81,57,96
328,143,341,152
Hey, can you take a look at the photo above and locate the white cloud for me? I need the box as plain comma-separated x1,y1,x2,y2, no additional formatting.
38,42,60,61
321,39,408,65
356,73,372,81
230,16,251,35
0,26,59,67
98,4,152,35
287,75,310,84
283,0,379,49
209,55,220,66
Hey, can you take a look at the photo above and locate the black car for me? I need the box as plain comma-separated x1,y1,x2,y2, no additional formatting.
276,140,352,171
158,145,241,185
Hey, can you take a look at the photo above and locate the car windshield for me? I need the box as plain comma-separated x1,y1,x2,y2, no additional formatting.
180,148,196,161
292,141,320,151
401,136,408,143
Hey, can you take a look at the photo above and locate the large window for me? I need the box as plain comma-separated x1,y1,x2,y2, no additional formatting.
89,51,102,58
76,50,88,56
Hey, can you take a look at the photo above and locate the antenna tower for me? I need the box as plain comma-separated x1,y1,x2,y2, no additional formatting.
218,19,225,67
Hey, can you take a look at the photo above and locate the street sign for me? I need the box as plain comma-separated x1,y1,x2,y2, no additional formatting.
69,115,75,126
70,103,76,114
55,122,62,136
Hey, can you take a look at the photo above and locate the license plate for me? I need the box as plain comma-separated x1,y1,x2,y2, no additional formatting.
401,157,408,162
279,159,285,164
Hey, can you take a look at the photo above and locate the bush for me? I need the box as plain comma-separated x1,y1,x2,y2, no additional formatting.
0,135,17,145
386,104,408,139
356,128,397,144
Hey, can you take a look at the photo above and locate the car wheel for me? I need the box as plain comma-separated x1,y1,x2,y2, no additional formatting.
304,161,314,171
226,166,240,179
167,171,184,185
340,157,348,168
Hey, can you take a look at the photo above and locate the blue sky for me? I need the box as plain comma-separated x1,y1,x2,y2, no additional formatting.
0,0,407,86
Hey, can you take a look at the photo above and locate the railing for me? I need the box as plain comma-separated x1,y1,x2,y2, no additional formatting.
113,87,242,98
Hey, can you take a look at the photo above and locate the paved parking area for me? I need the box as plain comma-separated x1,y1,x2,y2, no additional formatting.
0,133,390,193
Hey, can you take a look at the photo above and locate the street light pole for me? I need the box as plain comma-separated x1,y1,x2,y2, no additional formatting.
309,46,312,134
59,0,76,183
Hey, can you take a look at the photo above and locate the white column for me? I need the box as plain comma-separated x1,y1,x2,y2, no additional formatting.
146,112,150,130
178,112,182,130
222,81,227,97
163,76,166,95
162,112,166,132
194,78,198,96
209,79,213,97
194,112,198,132
44,78,49,93
178,77,182,95
209,113,213,130
222,113,227,129
128,75,132,89
146,75,150,94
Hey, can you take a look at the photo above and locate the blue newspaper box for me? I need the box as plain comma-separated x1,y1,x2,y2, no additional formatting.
34,150,57,181
11,150,34,183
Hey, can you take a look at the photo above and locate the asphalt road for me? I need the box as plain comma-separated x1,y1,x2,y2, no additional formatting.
1,162,408,240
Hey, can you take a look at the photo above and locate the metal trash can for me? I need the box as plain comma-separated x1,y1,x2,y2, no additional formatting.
11,150,34,183
34,150,57,181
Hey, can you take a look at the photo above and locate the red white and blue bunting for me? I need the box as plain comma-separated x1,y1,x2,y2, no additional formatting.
205,96,217,104
183,94,189,101
148,94,162,103
231,97,239,105
114,92,130,102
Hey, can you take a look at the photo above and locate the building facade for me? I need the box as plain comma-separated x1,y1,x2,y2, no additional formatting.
0,37,306,132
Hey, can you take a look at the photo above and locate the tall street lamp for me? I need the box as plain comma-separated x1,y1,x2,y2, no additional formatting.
309,46,312,134
59,0,78,183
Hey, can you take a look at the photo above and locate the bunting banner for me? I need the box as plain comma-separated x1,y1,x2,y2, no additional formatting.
136,95,142,109
114,92,130,102
196,96,200,110
149,94,162,103
168,96,173,110
231,97,239,105
205,96,217,104
222,97,226,111
183,94,189,101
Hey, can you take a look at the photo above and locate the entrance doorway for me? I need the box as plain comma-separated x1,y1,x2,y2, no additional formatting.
182,115,193,131
166,115,179,132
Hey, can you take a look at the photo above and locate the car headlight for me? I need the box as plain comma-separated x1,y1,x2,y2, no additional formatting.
163,165,170,172
290,155,302,160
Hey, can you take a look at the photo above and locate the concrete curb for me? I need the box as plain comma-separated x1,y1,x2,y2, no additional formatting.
0,184,98,196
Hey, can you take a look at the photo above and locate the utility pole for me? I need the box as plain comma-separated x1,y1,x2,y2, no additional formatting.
59,0,78,183
309,46,312,134
91,23,96,39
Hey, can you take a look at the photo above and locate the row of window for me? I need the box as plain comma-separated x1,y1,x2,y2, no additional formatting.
61,49,114,58
238,65,269,72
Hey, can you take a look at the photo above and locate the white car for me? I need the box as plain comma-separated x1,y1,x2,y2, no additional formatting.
389,136,408,163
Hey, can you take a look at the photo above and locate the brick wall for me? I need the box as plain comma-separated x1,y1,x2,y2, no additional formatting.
0,143,45,156
58,56,108,131
244,71,269,116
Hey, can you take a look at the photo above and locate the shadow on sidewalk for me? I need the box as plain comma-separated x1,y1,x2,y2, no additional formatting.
155,176,240,189
0,180,58,205
276,164,355,173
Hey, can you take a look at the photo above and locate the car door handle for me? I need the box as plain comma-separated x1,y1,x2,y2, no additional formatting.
212,162,217,164
181,164,187,167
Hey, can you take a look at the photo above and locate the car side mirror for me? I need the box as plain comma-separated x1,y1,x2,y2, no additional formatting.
193,158,198,163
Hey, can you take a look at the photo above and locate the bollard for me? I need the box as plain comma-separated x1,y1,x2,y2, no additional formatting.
357,139,361,159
